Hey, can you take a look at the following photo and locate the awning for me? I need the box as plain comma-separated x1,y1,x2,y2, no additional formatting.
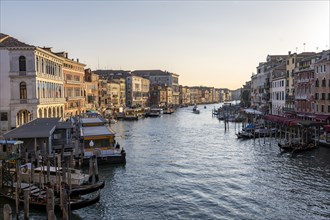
315,114,330,122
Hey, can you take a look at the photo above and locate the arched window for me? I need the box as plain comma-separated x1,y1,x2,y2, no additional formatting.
322,78,326,87
315,78,319,87
19,56,26,71
20,82,27,100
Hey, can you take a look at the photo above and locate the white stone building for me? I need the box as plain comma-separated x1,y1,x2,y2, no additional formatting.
0,34,65,132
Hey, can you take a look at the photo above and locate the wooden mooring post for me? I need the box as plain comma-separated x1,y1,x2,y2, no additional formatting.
24,190,29,220
47,188,55,220
3,204,12,220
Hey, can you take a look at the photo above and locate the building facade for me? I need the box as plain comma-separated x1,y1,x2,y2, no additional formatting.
314,50,330,114
126,75,150,107
0,34,65,131
84,68,99,111
55,52,86,117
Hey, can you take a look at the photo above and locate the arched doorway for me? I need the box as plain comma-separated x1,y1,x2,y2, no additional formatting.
16,109,31,127
44,108,47,118
38,108,43,118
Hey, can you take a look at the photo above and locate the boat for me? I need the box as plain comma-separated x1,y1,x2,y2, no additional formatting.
236,130,254,139
163,106,174,114
278,142,317,153
123,109,139,121
20,163,90,187
0,184,100,211
79,120,126,164
69,180,105,196
192,105,200,114
145,108,162,117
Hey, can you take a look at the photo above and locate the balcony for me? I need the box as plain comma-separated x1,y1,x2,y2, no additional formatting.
295,95,308,100
283,107,295,113
66,96,84,101
285,95,295,101
39,97,66,104
66,79,81,85
296,79,309,83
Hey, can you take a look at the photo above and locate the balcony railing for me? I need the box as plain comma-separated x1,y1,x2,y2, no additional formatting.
295,95,308,100
39,97,66,104
66,79,81,85
296,79,310,83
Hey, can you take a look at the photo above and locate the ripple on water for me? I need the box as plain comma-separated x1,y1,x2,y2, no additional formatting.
45,107,330,219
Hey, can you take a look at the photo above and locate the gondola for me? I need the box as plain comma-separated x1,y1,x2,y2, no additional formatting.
0,187,101,211
70,180,105,196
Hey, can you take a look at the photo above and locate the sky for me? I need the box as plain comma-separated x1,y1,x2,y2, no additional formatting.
0,1,329,90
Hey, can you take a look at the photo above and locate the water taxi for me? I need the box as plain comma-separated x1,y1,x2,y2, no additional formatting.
79,119,126,164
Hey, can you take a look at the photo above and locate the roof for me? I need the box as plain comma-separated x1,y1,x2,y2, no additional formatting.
80,117,107,125
0,33,35,48
56,121,73,129
80,126,115,138
4,118,61,139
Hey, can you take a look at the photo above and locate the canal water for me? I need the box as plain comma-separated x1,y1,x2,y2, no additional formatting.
2,104,330,219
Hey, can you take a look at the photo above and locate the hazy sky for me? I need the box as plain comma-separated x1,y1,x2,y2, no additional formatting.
1,1,329,89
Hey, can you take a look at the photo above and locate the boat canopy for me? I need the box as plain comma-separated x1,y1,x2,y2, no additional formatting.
80,126,115,140
80,117,107,127
243,109,263,115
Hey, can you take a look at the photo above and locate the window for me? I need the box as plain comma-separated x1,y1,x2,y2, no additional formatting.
20,82,27,99
315,93,319,100
0,112,8,121
315,78,319,87
321,105,324,113
292,58,295,64
328,105,330,113
322,93,326,100
328,93,330,100
36,57,39,72
19,56,26,71
322,78,326,87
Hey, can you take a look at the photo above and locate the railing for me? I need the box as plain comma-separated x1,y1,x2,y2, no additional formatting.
296,79,310,83
39,97,66,104
66,79,81,84
285,95,295,101
283,107,295,113
66,96,84,101
295,95,308,100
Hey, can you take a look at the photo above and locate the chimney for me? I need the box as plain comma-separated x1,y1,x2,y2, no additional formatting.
288,51,291,55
